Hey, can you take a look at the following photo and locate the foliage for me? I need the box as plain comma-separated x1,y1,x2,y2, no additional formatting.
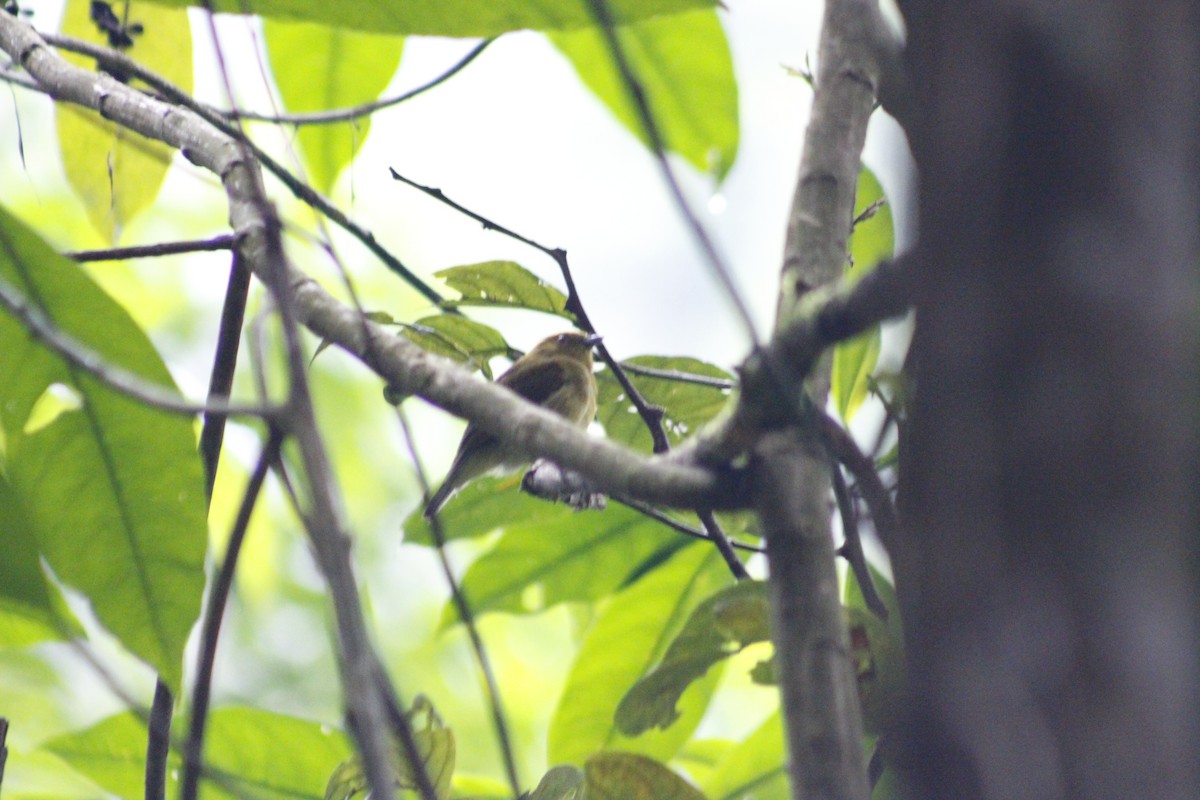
0,1,902,798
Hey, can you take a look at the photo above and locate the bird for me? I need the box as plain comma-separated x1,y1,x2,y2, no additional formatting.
423,331,602,518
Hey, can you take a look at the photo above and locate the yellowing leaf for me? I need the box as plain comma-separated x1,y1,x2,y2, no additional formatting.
550,9,738,179
831,167,893,421
57,0,193,243
264,19,403,193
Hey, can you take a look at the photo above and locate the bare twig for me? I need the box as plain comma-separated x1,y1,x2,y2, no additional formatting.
396,409,522,797
698,508,750,580
830,457,888,621
144,677,172,800
224,39,493,125
820,410,900,555
582,0,759,347
0,273,276,419
181,430,283,800
68,234,237,262
0,717,6,793
619,361,735,390
199,253,253,499
613,494,763,553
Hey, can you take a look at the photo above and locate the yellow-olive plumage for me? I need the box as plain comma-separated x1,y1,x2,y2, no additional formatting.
423,331,601,518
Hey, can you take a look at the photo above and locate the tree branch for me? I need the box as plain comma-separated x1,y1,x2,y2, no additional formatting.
223,39,492,125
754,1,896,798
756,429,870,800
0,273,276,419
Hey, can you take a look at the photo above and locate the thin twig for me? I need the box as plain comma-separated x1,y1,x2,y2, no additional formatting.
39,30,447,308
581,0,760,347
819,410,900,554
199,253,253,500
0,717,7,793
67,234,237,262
198,5,399,796
181,430,283,800
0,274,276,419
388,167,672,453
697,509,750,579
619,361,735,390
396,409,522,798
144,679,172,800
830,458,888,621
223,39,493,125
612,494,763,554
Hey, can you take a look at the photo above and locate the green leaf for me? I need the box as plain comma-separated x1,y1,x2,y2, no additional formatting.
43,707,352,800
140,0,718,37
549,9,738,179
441,503,687,624
402,475,574,545
401,314,511,380
548,545,732,766
527,765,584,800
831,167,893,421
673,739,733,790
844,567,905,737
616,580,770,735
57,0,193,243
265,19,403,193
700,713,788,800
325,697,454,800
204,708,354,800
0,472,52,614
596,356,733,454
584,752,707,800
435,261,573,318
0,206,207,691
42,712,153,800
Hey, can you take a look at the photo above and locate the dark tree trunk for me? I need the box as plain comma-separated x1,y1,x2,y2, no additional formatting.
894,3,1200,798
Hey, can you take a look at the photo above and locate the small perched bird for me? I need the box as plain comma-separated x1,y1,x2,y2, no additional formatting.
423,331,602,518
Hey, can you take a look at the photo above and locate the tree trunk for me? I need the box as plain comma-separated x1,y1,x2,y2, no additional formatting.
895,2,1200,798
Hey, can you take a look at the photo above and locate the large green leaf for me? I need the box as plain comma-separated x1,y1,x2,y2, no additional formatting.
831,167,893,421
435,261,574,318
584,751,707,800
141,0,717,36
42,707,352,800
700,713,788,800
0,207,207,690
41,711,150,800
57,0,193,243
549,9,738,180
264,19,404,193
400,314,511,380
548,544,731,766
615,580,770,736
402,475,575,545
596,356,733,453
440,503,685,624
324,698,453,800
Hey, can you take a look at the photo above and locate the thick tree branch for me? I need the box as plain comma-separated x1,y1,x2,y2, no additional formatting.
753,2,896,799
756,429,870,800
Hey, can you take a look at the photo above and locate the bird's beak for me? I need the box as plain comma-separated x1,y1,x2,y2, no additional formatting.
583,333,603,348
